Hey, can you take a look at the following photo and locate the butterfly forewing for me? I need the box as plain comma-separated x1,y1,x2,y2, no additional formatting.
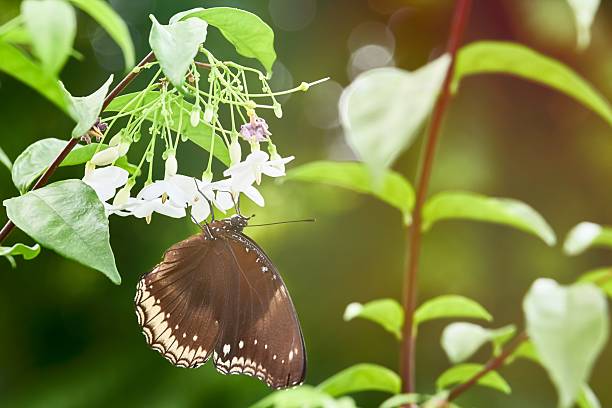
135,217,306,389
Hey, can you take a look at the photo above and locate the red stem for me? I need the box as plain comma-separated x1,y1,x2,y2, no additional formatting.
0,51,156,244
400,0,472,395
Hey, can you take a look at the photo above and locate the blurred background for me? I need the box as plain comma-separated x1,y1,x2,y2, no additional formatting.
0,0,611,407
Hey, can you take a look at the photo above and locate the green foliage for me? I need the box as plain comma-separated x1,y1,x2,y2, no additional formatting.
21,0,76,74
178,7,277,75
106,91,230,165
148,15,207,89
422,191,556,246
414,295,492,328
316,364,401,397
453,41,612,126
565,0,601,50
61,75,114,138
441,323,516,364
3,180,120,284
339,55,450,176
285,161,414,224
579,268,612,297
343,298,404,339
0,242,40,267
0,40,70,113
0,146,12,171
249,385,356,408
523,279,609,408
437,363,511,394
564,222,612,255
67,0,136,69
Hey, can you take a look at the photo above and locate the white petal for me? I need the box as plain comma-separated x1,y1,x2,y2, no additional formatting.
215,191,235,212
191,200,211,223
87,166,129,189
243,186,265,207
153,200,186,218
91,146,121,166
261,164,285,178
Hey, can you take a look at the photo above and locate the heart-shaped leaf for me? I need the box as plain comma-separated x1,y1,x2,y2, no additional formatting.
564,222,612,255
414,295,492,328
148,15,207,88
441,322,516,363
4,180,120,284
344,298,404,339
285,161,414,224
423,191,556,246
523,279,609,408
22,0,76,74
62,75,114,138
340,54,450,175
317,364,401,397
67,0,135,69
565,0,601,50
436,363,511,394
175,7,276,74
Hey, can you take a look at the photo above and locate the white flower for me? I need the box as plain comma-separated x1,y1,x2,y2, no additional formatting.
106,197,186,220
82,165,128,202
223,150,294,189
212,178,265,208
137,177,191,208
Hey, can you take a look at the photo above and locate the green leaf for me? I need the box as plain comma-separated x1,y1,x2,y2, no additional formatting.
12,138,67,194
453,41,612,126
21,0,76,74
422,191,556,246
106,91,229,165
148,15,207,88
0,145,12,171
441,323,494,364
379,394,421,408
490,325,517,356
436,363,511,394
0,242,41,267
340,55,451,175
508,339,540,365
62,75,114,138
177,7,276,74
285,161,414,224
3,180,120,284
564,222,612,255
523,279,609,408
0,40,70,113
565,0,601,50
317,363,401,397
343,298,404,339
577,384,601,408
67,0,135,69
414,295,492,327
249,385,352,408
578,268,612,298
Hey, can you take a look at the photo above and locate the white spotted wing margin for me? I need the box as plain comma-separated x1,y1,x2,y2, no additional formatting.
135,217,307,390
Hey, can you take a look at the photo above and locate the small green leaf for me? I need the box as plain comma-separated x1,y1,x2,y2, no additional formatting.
340,55,451,175
68,0,135,69
436,363,511,394
148,15,207,88
490,325,517,355
422,191,556,246
0,40,70,113
578,268,612,298
523,279,609,408
0,243,41,267
453,41,612,126
577,384,601,408
249,385,351,408
414,295,492,327
565,0,601,50
343,298,404,339
317,364,401,397
564,222,612,255
106,91,229,165
379,394,422,408
177,7,276,74
62,75,114,138
3,180,120,284
508,339,540,365
441,322,493,364
0,145,12,171
285,161,414,224
12,138,67,194
22,0,76,74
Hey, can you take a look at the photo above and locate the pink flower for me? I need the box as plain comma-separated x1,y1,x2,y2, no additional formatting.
240,117,271,142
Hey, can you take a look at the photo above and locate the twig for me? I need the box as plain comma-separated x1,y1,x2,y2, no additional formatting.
0,51,156,244
447,331,529,401
400,0,473,396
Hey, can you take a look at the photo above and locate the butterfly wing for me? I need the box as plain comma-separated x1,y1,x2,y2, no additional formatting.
135,233,231,368
212,230,307,389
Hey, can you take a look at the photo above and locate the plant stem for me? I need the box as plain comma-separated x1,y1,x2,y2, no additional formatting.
447,331,529,402
0,51,156,245
400,0,472,395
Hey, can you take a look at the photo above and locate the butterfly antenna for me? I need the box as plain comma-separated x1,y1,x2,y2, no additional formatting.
246,218,316,227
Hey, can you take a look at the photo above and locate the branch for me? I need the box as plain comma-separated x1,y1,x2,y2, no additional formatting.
400,0,473,396
447,331,529,402
0,51,156,245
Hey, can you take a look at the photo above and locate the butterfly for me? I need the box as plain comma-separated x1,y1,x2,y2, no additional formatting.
134,214,306,389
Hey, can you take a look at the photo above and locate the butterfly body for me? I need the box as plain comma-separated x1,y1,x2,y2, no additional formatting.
135,215,306,389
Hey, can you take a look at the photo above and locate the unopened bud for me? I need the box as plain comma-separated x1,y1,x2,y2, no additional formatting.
190,106,201,127
84,161,96,178
91,146,121,166
201,169,213,183
203,106,214,123
165,154,178,178
113,185,131,206
273,103,283,119
299,81,310,91
229,139,242,166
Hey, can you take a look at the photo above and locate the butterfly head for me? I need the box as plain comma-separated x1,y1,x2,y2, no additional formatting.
221,214,250,232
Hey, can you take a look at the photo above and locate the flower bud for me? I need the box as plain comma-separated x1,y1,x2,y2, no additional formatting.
201,169,213,183
118,141,130,156
113,185,131,206
84,161,96,178
109,133,122,147
273,103,283,119
203,106,214,123
299,81,310,91
165,154,178,178
190,106,201,127
229,139,242,166
91,146,121,166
